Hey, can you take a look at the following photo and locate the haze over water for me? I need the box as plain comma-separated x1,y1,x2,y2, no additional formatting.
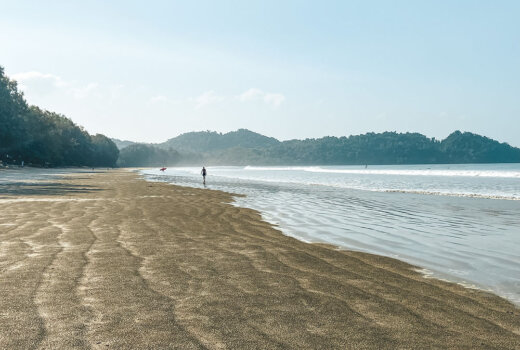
142,163,520,305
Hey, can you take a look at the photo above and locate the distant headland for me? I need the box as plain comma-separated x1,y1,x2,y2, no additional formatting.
114,128,520,167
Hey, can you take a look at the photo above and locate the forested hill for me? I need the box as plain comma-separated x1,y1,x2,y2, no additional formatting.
0,66,119,167
158,129,280,153
257,131,520,165
111,138,135,150
117,129,520,166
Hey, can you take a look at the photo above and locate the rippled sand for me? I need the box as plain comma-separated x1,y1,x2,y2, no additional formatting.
0,170,518,349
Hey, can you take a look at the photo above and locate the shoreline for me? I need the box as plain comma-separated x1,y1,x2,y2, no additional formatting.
0,169,518,349
140,167,520,306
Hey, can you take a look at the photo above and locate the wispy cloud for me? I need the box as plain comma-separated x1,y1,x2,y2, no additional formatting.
263,92,285,107
12,71,68,90
238,88,264,101
72,82,99,99
237,88,285,108
193,90,224,109
108,84,125,100
13,76,287,111
12,70,99,99
150,95,168,103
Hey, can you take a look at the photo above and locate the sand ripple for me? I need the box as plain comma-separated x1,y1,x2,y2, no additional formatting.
0,170,518,349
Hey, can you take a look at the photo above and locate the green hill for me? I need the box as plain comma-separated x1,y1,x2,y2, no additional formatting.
258,131,520,165
440,131,520,163
111,138,136,150
117,129,520,166
0,66,119,167
158,129,280,153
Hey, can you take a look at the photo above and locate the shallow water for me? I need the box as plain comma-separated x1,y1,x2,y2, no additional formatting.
0,168,76,184
141,164,520,305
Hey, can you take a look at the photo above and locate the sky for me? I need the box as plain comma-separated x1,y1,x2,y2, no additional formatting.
1,0,519,146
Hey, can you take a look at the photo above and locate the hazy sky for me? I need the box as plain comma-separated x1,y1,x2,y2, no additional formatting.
1,1,519,145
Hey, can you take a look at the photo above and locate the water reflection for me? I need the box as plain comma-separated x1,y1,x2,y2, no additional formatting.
142,168,520,305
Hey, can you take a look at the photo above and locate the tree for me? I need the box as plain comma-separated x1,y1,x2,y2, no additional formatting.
0,66,119,167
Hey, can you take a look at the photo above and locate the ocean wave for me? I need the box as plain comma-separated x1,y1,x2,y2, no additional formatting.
383,189,520,201
244,166,320,171
151,172,520,201
244,166,520,178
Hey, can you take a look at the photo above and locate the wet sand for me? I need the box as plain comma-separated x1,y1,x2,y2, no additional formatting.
0,170,518,349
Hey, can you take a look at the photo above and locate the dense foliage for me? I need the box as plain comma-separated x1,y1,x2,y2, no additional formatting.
240,131,519,165
117,144,185,167
116,129,520,167
111,138,135,150
0,66,119,167
258,132,443,165
440,131,520,163
158,129,280,152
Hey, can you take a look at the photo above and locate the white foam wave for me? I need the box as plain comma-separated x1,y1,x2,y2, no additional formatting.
149,167,520,200
216,174,520,200
244,166,520,178
383,189,520,200
244,166,320,171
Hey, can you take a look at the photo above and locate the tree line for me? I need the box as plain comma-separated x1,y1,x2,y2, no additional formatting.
0,66,119,167
116,129,520,166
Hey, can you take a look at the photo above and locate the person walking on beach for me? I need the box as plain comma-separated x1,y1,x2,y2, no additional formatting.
201,166,207,185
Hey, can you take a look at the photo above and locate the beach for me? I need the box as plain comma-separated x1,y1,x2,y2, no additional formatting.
143,165,520,304
0,169,519,349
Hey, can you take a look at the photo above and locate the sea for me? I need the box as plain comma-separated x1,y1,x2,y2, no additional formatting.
140,163,520,305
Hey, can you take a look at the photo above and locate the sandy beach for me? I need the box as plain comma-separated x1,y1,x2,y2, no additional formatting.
0,169,518,349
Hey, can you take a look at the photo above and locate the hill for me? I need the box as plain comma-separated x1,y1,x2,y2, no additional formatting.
158,129,280,153
261,131,520,165
111,138,136,150
440,131,520,163
117,129,520,166
0,66,119,167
